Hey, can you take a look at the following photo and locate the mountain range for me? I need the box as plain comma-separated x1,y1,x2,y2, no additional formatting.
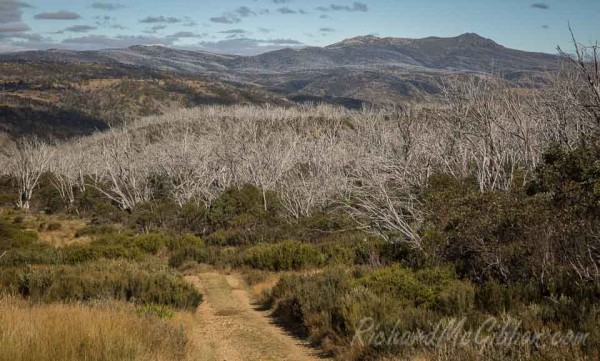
0,33,561,138
1,33,559,73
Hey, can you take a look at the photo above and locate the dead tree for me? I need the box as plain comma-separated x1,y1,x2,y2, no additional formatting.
93,130,154,211
6,137,54,211
558,27,600,128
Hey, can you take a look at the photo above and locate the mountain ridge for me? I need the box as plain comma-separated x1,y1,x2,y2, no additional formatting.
0,33,559,74
0,32,562,137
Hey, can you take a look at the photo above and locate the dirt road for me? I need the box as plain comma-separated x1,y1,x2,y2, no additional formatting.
184,272,328,361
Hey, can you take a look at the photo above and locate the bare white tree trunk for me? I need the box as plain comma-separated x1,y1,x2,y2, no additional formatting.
5,137,54,211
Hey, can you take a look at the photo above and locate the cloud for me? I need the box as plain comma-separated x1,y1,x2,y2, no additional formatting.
319,27,335,33
139,16,181,24
34,11,81,20
277,7,297,14
316,2,368,12
144,24,167,33
91,2,125,11
0,22,30,33
541,24,549,29
530,3,549,9
60,25,97,33
257,27,273,33
235,6,256,17
210,15,239,24
63,25,96,33
219,29,248,34
196,37,303,55
9,32,47,42
62,34,173,49
0,0,31,35
210,6,257,24
272,0,291,3
167,31,204,39
0,1,33,24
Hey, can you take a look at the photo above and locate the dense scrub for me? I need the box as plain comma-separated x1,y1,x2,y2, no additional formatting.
267,266,596,361
0,260,202,310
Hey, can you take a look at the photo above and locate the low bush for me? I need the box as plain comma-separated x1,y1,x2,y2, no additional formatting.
0,244,61,266
355,264,474,314
0,260,202,310
168,245,237,268
241,240,326,271
166,233,204,251
0,219,38,250
267,263,598,360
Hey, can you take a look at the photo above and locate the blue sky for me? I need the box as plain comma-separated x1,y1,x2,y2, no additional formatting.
0,0,598,54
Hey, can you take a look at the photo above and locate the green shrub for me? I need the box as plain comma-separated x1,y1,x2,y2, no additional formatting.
129,199,179,233
168,245,238,268
166,233,204,251
0,260,202,310
168,245,207,268
133,233,172,254
269,268,350,341
208,185,277,229
320,242,355,266
355,264,474,313
0,220,38,250
242,240,325,271
204,229,251,246
0,245,61,266
267,265,477,359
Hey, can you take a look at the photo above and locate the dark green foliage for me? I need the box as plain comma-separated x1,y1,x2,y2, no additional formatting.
268,265,476,358
422,155,600,286
269,269,350,340
128,199,179,233
355,264,474,313
168,245,237,269
527,141,600,214
241,240,326,271
33,173,64,214
76,187,126,223
0,219,38,250
208,185,276,229
166,233,204,251
1,230,203,266
0,260,202,310
0,244,61,266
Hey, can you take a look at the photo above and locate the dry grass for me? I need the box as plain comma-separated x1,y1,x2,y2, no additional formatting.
37,219,90,247
240,269,281,301
0,297,193,361
11,213,90,247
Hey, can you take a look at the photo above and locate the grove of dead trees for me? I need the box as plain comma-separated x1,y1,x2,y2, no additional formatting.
1,49,598,250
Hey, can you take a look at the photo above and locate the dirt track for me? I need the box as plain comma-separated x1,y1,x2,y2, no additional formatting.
184,272,328,361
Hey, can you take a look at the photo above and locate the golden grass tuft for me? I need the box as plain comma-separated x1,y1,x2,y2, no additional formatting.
0,297,191,361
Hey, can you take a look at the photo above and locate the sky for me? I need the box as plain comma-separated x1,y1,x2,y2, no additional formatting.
0,0,598,55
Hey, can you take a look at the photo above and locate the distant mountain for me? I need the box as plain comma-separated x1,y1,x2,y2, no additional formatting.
0,33,559,75
236,33,558,73
0,33,562,138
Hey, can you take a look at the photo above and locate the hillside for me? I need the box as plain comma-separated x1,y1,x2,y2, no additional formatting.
0,62,288,139
0,33,561,138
